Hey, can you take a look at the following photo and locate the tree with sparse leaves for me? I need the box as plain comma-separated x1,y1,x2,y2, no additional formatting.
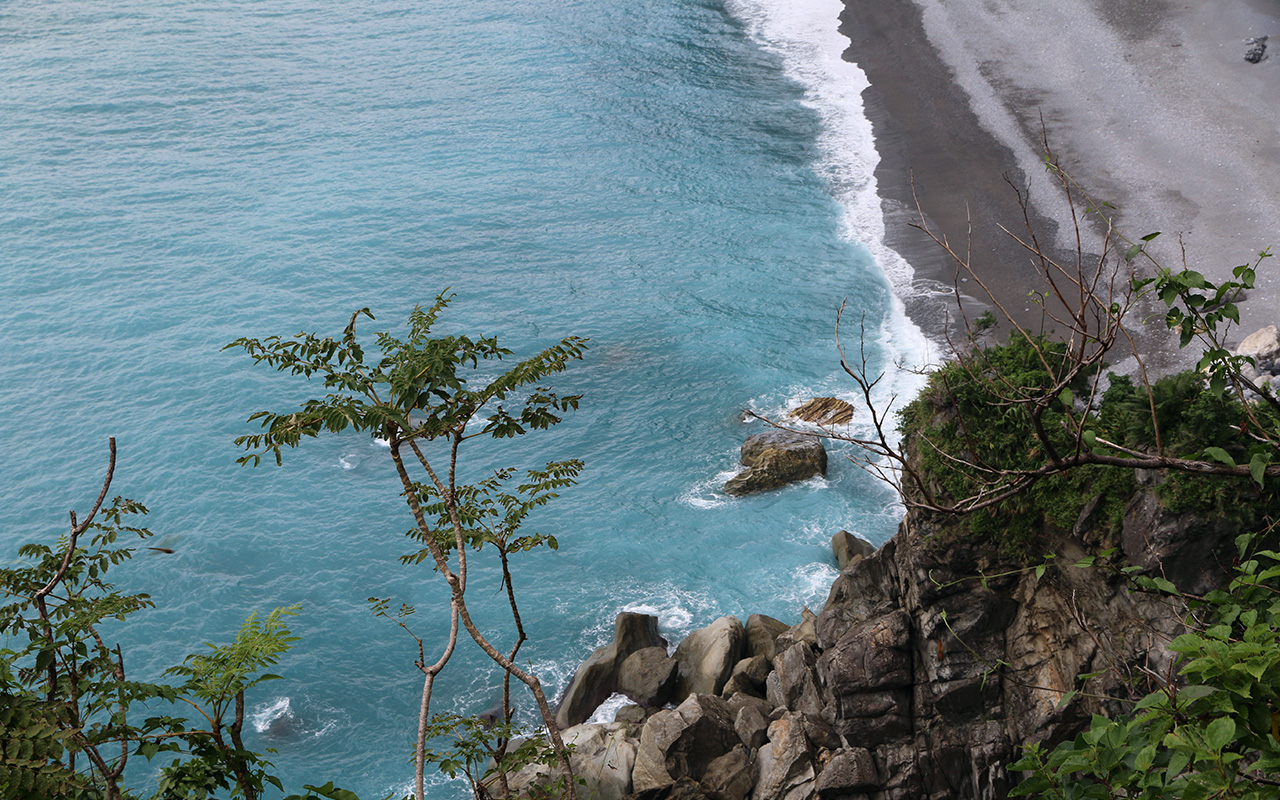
227,292,588,800
0,439,346,800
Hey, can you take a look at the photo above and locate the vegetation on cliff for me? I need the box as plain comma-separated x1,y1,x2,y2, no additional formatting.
850,160,1280,797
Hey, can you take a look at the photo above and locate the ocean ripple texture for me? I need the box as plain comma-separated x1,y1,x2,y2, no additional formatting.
0,0,927,795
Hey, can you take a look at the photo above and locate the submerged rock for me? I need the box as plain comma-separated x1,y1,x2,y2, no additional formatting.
724,431,827,496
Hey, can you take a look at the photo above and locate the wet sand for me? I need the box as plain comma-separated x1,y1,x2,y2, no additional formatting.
842,0,1280,365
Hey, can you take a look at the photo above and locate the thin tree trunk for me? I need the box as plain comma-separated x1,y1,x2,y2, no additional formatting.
416,601,460,800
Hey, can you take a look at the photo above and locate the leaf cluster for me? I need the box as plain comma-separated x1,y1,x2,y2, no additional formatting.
422,713,574,800
226,293,587,466
1012,532,1280,799
0,491,356,799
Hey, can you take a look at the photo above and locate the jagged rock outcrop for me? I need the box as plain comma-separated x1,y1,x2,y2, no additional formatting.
632,694,742,793
724,431,827,496
745,614,789,662
543,442,1239,799
556,612,667,728
830,530,874,571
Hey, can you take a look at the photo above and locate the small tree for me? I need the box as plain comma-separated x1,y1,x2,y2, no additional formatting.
0,438,321,800
227,292,587,800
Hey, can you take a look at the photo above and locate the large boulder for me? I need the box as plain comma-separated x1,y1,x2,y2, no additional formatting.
701,745,757,800
720,656,770,700
724,431,827,496
751,713,817,800
745,614,790,662
557,613,667,729
619,647,680,708
632,694,741,793
732,701,771,750
830,531,875,571
507,722,638,800
765,644,823,718
814,748,880,796
674,616,746,701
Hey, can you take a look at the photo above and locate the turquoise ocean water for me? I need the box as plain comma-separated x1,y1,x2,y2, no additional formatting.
0,0,930,795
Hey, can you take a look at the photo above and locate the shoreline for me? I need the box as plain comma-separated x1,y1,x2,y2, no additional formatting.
838,0,1059,341
841,0,1280,366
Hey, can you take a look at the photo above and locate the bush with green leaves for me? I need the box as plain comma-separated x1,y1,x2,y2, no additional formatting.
1011,531,1280,799
0,440,352,800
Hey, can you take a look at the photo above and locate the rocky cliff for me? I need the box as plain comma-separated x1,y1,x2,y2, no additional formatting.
526,471,1235,800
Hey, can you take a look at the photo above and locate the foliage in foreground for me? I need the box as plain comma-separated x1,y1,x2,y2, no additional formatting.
1011,532,1280,799
0,445,348,799
228,293,587,800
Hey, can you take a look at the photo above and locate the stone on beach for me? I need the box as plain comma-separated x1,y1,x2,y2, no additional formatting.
1237,325,1280,372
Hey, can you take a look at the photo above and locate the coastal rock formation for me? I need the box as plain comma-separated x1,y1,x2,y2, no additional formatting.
631,694,741,793
509,721,640,800
618,647,680,709
744,614,789,662
787,397,855,426
673,615,746,701
556,612,667,729
530,482,1231,799
528,384,1257,800
724,431,827,496
830,530,874,570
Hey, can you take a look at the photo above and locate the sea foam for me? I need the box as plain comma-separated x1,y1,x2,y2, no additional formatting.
726,0,936,380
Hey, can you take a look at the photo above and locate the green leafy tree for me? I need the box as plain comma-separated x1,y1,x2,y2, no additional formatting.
0,439,340,800
151,605,301,800
227,292,587,800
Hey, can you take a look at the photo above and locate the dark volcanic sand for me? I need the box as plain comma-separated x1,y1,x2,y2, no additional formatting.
841,0,1280,366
